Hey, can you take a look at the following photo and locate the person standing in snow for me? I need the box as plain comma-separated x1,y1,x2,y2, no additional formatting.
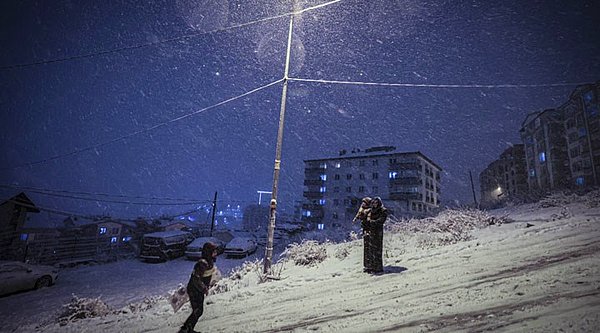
366,197,388,274
353,197,373,273
179,241,219,333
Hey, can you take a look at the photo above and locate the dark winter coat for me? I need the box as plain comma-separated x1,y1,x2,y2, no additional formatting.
187,258,215,298
367,205,387,230
181,243,217,332
365,198,388,272
188,242,217,296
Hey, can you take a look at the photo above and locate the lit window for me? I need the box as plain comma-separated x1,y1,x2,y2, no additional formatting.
303,210,312,217
319,199,326,205
319,186,326,193
20,233,28,241
335,162,341,168
122,236,132,242
529,169,536,177
576,177,585,186
320,174,327,181
317,223,325,230
110,237,118,244
388,171,398,179
99,227,107,235
539,152,546,163
319,162,327,169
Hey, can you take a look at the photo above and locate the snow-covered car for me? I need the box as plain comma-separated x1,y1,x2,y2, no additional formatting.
224,237,257,258
139,230,194,262
0,261,59,296
185,237,226,260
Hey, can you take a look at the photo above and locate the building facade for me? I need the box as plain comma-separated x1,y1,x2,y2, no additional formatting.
519,109,570,194
561,82,600,188
302,147,442,230
479,144,527,207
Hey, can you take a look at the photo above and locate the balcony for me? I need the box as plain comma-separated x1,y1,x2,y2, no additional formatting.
389,192,423,201
303,179,325,186
301,215,324,223
389,177,422,186
304,166,326,173
303,191,324,199
389,161,421,170
302,203,324,211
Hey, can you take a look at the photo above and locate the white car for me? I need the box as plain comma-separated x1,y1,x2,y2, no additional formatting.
185,237,226,260
0,261,59,296
224,237,258,258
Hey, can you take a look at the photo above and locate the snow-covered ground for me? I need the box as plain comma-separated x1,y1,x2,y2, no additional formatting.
2,199,599,333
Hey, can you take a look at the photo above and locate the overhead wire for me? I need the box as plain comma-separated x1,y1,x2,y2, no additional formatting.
0,0,342,70
1,184,268,208
2,78,283,171
0,184,212,203
288,77,590,89
10,198,208,222
12,190,209,206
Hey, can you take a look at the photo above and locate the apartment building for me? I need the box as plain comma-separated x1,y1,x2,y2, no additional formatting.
479,144,527,207
302,147,442,230
519,108,571,194
561,82,600,187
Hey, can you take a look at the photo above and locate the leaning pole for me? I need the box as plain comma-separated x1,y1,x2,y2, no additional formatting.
264,14,295,274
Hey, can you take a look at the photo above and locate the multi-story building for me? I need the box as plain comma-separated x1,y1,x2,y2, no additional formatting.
519,108,570,194
561,82,600,188
302,147,442,230
479,144,527,207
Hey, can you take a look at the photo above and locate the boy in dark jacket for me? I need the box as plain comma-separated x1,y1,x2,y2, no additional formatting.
179,241,219,333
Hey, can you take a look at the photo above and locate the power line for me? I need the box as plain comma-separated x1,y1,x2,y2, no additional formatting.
0,184,212,203
10,199,207,222
288,77,590,88
0,0,342,70
15,190,209,206
2,78,283,171
1,184,271,209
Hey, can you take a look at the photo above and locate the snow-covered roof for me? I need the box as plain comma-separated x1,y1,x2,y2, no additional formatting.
22,213,63,229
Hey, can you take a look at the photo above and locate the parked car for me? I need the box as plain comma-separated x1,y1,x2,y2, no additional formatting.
139,230,194,262
0,261,59,296
224,237,258,258
185,237,226,260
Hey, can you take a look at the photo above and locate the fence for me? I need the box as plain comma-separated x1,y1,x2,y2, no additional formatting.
2,233,138,266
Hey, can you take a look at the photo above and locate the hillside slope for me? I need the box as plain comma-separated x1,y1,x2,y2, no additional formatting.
32,201,600,333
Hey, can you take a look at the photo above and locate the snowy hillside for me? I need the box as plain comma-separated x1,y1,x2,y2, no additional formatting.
10,195,600,332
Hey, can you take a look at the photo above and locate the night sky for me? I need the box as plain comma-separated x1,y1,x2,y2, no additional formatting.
1,0,599,219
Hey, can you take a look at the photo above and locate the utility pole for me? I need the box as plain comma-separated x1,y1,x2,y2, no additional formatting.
210,191,217,237
469,170,478,207
264,14,295,275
